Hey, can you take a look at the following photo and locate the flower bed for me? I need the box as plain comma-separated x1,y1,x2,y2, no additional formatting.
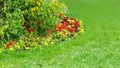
0,0,84,53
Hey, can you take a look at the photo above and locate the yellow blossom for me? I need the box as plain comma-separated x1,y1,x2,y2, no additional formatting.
35,6,39,10
40,8,43,10
24,9,28,14
38,12,40,15
36,1,41,6
25,47,30,50
44,41,48,46
51,42,54,45
74,33,78,37
47,38,50,42
80,28,85,34
48,10,51,13
30,0,34,3
51,0,56,3
9,47,15,51
16,45,20,49
31,7,36,11
31,12,34,16
68,25,71,28
0,48,3,53
80,20,83,26
71,20,75,22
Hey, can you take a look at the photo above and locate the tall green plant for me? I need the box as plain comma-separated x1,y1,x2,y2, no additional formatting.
0,0,67,45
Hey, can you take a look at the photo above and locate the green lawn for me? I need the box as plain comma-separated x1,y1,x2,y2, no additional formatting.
0,0,120,68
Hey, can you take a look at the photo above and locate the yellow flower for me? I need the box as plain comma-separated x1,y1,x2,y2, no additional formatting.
51,0,56,3
25,3,28,6
68,19,71,22
47,38,50,42
31,12,34,16
44,41,48,46
30,0,34,3
25,47,30,50
80,20,83,26
16,46,20,49
40,8,43,10
31,7,36,11
38,12,40,15
68,25,71,28
36,1,41,6
74,33,78,37
41,1,44,4
9,47,15,51
0,48,3,53
80,28,85,34
48,10,51,13
35,6,39,10
24,9,28,14
51,42,54,45
71,20,75,22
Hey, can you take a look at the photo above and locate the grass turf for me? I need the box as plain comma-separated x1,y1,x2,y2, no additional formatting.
0,0,120,67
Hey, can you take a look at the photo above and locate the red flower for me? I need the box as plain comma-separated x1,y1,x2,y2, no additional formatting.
47,31,51,36
29,28,34,32
72,27,77,32
74,21,80,27
0,36,2,39
9,41,13,46
6,41,13,48
59,14,64,18
55,24,62,31
64,17,69,22
47,29,51,36
23,23,28,29
63,21,69,26
70,18,76,21
60,24,66,30
41,35,45,38
67,27,72,32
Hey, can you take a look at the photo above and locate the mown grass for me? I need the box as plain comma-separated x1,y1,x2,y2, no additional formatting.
0,0,120,68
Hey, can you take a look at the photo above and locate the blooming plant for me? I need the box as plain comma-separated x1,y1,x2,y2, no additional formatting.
0,0,84,52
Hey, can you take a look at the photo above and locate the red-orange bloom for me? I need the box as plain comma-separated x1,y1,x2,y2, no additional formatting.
74,22,80,27
29,28,34,32
47,29,51,36
64,17,69,21
59,14,64,18
6,41,13,48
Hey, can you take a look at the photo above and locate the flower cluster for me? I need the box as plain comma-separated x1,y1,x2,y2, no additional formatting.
55,16,80,33
54,15,84,41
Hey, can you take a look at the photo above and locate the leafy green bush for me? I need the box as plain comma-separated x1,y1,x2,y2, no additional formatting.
0,0,67,44
0,0,84,52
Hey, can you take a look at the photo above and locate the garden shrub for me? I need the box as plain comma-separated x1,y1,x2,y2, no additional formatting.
0,0,84,52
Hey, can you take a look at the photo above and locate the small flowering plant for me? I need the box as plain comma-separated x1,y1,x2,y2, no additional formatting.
54,14,84,41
